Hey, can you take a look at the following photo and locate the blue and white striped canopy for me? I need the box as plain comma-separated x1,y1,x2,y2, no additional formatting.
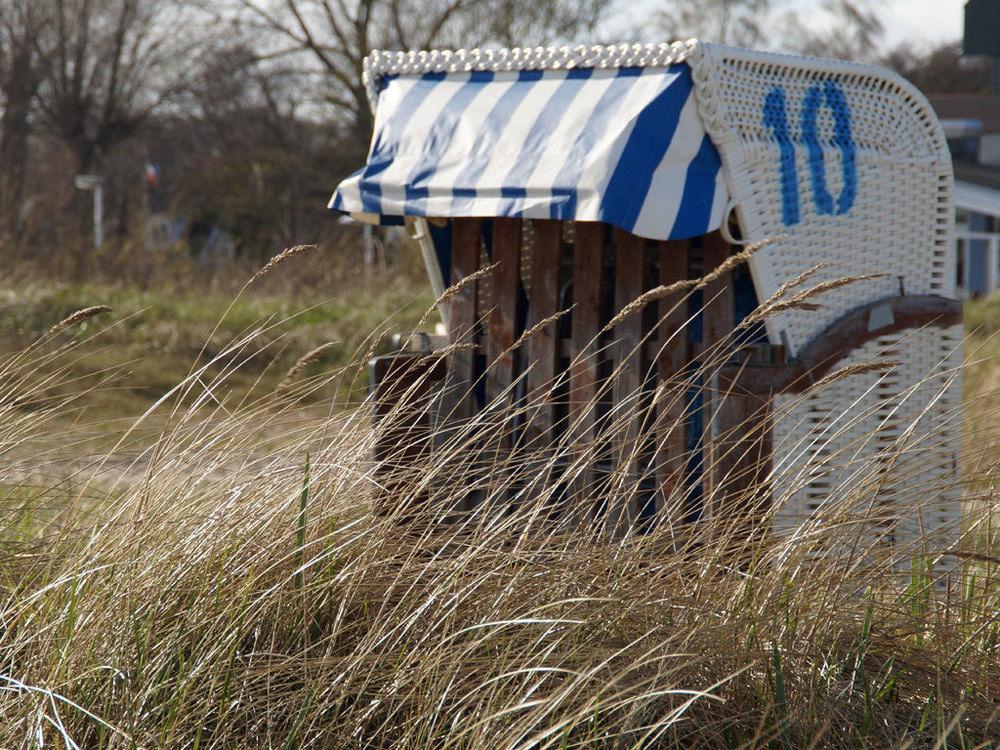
330,63,729,241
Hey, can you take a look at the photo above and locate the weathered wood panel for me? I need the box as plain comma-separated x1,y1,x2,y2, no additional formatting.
441,219,483,512
442,218,483,426
373,220,790,538
699,232,736,519
700,234,735,353
708,352,773,547
370,353,445,520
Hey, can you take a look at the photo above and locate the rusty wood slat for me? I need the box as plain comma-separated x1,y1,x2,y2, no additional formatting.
608,228,645,533
700,233,735,355
524,219,562,447
655,239,690,525
567,222,605,526
485,218,522,411
439,219,483,513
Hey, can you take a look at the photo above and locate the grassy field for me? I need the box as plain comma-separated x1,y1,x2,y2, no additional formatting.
0,252,995,748
0,257,436,418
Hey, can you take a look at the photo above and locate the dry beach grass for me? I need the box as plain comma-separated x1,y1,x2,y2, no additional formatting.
0,248,996,748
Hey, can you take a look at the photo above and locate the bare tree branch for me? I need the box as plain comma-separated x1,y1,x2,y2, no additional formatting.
214,0,614,149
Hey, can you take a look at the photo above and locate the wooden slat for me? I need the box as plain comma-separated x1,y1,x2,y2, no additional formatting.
485,218,522,411
523,219,562,447
443,218,482,420
442,219,486,513
370,353,445,521
567,222,604,526
699,232,736,519
609,228,645,533
700,233,735,350
709,352,774,548
655,239,690,525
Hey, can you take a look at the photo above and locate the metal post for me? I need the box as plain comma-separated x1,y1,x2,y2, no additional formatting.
362,223,375,269
93,181,104,248
74,174,106,249
989,235,1000,295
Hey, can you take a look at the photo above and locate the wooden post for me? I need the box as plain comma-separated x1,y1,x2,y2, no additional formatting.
699,233,736,521
523,219,563,448
655,239,690,527
709,349,774,545
567,222,604,527
700,232,773,547
485,217,523,456
370,353,445,520
609,228,645,533
441,218,483,511
443,219,483,416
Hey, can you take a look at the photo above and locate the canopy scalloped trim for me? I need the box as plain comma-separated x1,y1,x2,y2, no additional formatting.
361,39,702,111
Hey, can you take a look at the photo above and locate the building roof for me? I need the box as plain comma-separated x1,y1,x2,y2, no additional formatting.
954,163,1000,217
956,180,1000,218
929,95,1000,134
955,161,1000,191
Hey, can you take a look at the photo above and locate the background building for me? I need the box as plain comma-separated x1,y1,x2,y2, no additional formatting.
933,0,1000,298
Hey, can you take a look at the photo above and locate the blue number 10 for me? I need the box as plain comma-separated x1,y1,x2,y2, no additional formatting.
763,80,857,226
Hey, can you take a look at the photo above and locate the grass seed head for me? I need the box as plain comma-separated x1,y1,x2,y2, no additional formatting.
250,244,319,284
47,305,113,334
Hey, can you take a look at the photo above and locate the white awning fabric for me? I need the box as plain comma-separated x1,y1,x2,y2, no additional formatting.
330,62,729,241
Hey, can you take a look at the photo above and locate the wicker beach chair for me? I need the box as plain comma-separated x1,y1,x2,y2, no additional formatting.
330,41,963,575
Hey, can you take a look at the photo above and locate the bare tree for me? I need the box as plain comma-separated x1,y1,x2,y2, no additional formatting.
883,41,991,96
654,0,773,48
220,0,613,154
653,0,884,60
785,0,884,61
161,41,339,256
0,1,48,228
33,0,207,176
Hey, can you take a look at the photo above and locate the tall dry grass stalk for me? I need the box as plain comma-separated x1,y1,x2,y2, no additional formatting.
0,275,994,749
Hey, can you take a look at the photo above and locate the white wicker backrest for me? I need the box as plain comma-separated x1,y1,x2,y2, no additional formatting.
688,43,956,353
687,44,962,576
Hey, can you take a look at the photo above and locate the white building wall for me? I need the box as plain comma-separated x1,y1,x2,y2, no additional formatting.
954,178,1000,297
980,133,1000,167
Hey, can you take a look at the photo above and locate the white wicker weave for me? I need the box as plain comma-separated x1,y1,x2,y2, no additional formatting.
770,324,964,582
687,45,962,577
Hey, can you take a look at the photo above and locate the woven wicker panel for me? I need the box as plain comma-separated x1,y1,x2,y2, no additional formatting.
690,44,955,356
770,324,963,584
